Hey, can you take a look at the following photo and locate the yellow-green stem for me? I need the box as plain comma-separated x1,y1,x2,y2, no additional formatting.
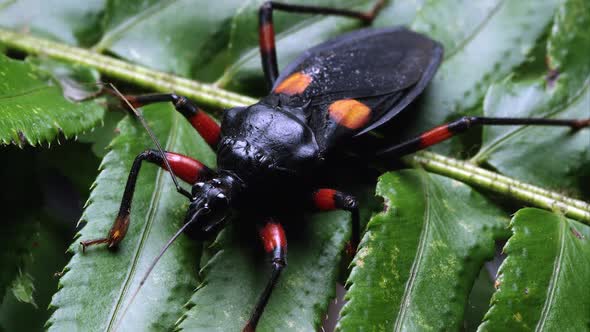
0,29,256,110
410,152,590,224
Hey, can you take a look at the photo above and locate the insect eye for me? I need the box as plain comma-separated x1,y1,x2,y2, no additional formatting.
213,193,229,208
192,182,206,196
201,204,211,215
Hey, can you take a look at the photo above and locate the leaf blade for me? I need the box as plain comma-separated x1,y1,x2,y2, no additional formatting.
0,219,69,332
47,104,215,331
478,208,590,330
338,170,509,331
406,0,560,152
0,0,104,46
472,0,590,196
0,54,104,146
177,211,351,331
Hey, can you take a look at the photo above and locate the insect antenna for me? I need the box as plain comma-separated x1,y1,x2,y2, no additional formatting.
113,208,205,331
107,83,193,200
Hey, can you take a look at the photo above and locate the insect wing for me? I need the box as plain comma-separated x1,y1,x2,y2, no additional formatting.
272,27,443,150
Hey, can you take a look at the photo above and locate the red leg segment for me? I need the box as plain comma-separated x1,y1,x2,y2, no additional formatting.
80,149,214,251
163,151,213,184
418,124,453,148
313,188,338,210
378,116,590,158
187,110,221,147
312,189,360,255
243,219,287,332
104,90,221,148
258,1,386,87
259,220,288,258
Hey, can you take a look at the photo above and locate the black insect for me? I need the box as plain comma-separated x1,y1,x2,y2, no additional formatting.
80,1,589,331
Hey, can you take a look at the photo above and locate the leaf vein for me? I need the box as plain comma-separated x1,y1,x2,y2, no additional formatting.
0,85,56,100
93,0,180,52
535,215,566,331
441,0,505,61
473,78,590,163
105,110,181,331
394,171,432,330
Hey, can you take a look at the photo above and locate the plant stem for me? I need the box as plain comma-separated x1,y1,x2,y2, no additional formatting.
1,28,588,223
410,152,590,224
0,29,256,110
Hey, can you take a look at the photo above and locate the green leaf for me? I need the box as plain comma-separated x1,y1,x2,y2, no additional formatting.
471,0,590,196
94,0,247,77
372,0,425,28
0,216,39,305
9,272,36,308
339,171,506,331
338,170,509,331
177,211,350,331
47,104,215,331
476,80,588,196
28,57,103,101
546,0,590,95
0,220,70,332
0,53,104,146
478,208,590,330
94,1,381,89
0,0,105,46
406,0,560,152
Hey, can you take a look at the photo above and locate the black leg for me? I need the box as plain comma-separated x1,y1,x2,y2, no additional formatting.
103,89,221,148
80,149,215,251
312,189,360,255
243,219,287,332
377,116,590,158
258,0,386,87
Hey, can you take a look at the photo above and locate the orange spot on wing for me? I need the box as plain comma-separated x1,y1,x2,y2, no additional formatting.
328,99,371,130
274,72,312,95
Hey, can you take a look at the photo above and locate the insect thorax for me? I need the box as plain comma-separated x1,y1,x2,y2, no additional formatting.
217,102,319,195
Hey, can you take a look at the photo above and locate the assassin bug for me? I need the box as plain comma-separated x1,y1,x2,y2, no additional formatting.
79,1,589,331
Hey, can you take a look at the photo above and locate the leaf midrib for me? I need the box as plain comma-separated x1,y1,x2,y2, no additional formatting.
535,215,566,331
472,78,590,163
394,171,432,330
105,110,181,331
0,85,56,101
439,0,505,61
93,0,180,52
